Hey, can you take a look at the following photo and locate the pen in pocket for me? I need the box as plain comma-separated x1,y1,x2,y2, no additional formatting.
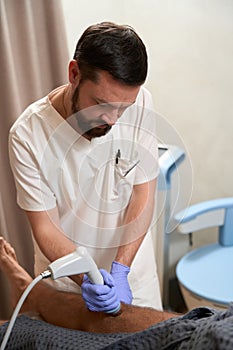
115,149,121,164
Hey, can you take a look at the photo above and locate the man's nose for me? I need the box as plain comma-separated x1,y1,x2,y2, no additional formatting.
101,109,119,126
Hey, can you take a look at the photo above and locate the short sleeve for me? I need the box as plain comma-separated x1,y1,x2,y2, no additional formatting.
133,88,159,185
9,132,57,211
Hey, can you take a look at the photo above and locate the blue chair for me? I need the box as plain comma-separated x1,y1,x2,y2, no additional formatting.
174,197,233,310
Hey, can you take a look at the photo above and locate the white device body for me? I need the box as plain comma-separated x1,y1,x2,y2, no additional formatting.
48,246,104,284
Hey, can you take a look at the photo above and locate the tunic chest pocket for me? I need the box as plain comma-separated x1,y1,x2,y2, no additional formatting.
94,154,139,206
113,157,139,198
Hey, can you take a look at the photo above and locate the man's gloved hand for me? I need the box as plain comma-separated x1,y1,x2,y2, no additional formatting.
81,269,120,313
110,261,133,304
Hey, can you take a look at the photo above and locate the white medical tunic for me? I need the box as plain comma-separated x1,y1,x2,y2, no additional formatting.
9,87,162,310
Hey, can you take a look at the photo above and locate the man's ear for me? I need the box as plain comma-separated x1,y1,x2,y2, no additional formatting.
68,60,81,85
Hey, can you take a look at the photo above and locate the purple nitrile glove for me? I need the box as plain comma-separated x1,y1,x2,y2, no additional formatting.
81,269,120,313
110,261,133,304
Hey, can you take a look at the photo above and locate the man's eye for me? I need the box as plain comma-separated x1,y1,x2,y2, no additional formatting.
96,102,109,109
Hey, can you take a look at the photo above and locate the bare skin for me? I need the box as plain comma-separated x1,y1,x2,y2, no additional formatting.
0,237,177,333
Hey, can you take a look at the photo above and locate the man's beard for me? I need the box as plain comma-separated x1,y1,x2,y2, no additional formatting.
71,86,112,139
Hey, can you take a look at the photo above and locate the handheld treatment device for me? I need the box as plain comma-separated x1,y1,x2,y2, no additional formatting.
0,247,104,350
47,246,104,283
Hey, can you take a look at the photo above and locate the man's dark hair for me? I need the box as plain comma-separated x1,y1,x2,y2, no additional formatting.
73,22,148,86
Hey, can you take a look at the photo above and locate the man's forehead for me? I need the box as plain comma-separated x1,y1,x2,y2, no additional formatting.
94,70,140,97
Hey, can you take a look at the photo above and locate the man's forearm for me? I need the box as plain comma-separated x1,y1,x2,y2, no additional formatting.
25,208,83,285
115,179,157,266
26,209,76,258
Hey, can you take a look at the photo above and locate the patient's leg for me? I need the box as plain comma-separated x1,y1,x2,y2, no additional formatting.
0,237,177,333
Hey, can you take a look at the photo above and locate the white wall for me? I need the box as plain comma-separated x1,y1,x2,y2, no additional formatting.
61,0,233,247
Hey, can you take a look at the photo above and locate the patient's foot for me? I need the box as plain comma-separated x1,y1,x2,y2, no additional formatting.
0,237,32,311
